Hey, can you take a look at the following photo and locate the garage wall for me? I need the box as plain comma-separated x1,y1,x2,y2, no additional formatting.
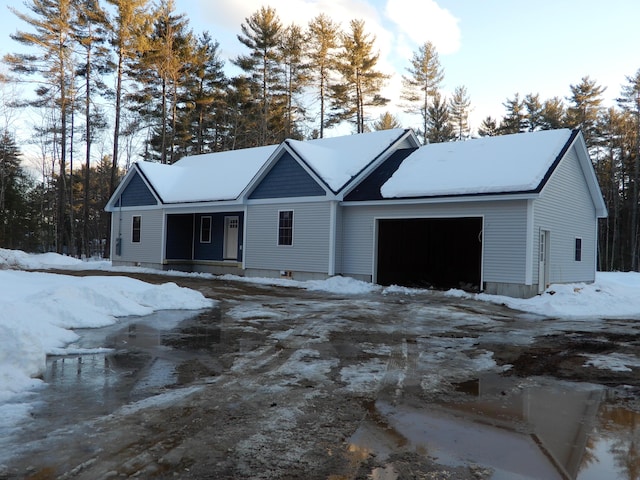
111,208,164,266
340,200,530,284
534,146,598,284
245,201,331,273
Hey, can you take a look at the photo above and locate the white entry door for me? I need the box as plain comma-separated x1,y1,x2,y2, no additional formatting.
538,230,550,294
224,216,239,260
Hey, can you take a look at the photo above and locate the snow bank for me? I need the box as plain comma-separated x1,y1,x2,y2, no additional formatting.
466,272,640,319
0,267,213,422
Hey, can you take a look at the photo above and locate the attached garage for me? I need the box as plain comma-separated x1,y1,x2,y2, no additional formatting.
376,217,483,290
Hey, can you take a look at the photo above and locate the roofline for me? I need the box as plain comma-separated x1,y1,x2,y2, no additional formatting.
342,190,540,206
532,128,580,193
282,141,337,195
566,129,608,218
339,129,420,199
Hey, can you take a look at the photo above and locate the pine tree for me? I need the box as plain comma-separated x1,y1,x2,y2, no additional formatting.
478,116,498,137
331,19,389,133
182,32,227,155
307,14,340,138
449,85,471,140
566,75,605,147
617,69,640,271
524,93,543,131
426,93,454,143
279,23,308,139
4,0,76,253
234,6,286,146
401,41,444,144
140,0,194,164
540,97,566,130
499,93,527,134
73,0,112,257
372,111,402,131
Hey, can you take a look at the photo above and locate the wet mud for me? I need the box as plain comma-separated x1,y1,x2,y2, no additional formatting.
1,270,640,479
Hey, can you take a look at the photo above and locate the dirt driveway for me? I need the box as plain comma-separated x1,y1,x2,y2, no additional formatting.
2,271,640,480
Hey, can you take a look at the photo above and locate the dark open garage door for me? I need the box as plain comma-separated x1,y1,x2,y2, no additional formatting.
376,217,482,291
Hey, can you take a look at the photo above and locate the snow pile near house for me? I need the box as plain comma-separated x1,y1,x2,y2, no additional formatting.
381,129,572,198
0,268,213,426
463,271,640,319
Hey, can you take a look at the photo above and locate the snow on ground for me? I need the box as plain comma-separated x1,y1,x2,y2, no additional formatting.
2,248,640,426
0,249,214,427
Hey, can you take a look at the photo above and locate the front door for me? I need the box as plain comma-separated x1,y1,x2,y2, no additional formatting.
224,216,239,260
538,230,550,294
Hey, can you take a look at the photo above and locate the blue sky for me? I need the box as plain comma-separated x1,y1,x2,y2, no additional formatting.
1,0,639,134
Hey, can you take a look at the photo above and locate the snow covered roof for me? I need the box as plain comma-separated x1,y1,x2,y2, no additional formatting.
286,128,409,192
136,145,279,203
381,129,575,198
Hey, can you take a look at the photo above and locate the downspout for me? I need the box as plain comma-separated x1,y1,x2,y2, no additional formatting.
116,194,123,257
328,201,337,276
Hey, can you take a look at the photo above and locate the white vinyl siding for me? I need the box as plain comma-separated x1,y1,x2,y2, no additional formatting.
533,146,597,284
246,202,331,273
341,200,529,284
112,209,164,264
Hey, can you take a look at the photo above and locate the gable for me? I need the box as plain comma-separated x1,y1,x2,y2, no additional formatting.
345,148,418,201
114,171,158,207
249,151,326,199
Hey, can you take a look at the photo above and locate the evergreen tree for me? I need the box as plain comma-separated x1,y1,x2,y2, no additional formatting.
540,97,566,130
499,93,527,134
401,41,444,144
105,0,153,254
279,23,308,139
566,75,605,147
331,19,389,133
234,6,286,146
617,69,640,270
0,130,26,247
73,0,112,257
478,116,498,137
372,111,402,130
426,93,454,143
524,93,543,131
4,0,76,253
140,0,194,164
306,14,340,138
449,85,471,140
182,32,227,155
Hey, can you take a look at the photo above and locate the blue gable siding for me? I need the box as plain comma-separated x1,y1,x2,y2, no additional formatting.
116,172,158,207
249,152,326,199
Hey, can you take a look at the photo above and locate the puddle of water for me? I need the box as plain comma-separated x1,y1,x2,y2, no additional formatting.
0,308,219,464
349,375,640,480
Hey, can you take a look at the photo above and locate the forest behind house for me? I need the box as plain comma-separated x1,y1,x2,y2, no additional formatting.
0,0,638,272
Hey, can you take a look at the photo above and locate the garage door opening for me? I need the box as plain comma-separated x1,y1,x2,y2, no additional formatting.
376,217,482,291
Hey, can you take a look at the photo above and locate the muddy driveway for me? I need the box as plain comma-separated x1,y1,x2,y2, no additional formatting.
2,271,640,479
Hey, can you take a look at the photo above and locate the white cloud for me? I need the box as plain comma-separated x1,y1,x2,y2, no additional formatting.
384,0,461,55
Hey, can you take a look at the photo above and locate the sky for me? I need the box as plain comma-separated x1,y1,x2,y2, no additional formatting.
168,0,640,132
0,0,639,134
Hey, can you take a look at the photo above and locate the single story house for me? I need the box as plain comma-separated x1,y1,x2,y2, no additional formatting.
105,127,607,298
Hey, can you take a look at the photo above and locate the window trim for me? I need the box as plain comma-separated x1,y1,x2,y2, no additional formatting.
132,215,141,243
575,237,582,262
200,216,212,244
277,210,294,246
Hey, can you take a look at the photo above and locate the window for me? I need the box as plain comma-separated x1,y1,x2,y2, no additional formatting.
575,238,582,262
200,216,212,243
132,216,141,243
278,210,293,246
